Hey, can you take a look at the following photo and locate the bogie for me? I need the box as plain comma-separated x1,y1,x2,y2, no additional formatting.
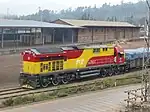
40,76,51,88
61,74,72,84
51,75,61,86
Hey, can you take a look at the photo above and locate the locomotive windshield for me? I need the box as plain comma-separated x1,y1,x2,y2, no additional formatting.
118,53,124,57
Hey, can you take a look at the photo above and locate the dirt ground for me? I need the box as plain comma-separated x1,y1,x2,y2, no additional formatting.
0,39,147,89
119,39,146,49
0,54,21,89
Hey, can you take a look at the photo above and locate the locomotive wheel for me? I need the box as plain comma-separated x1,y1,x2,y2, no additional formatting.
125,64,130,72
114,67,119,75
101,69,107,77
108,69,113,76
51,76,60,86
41,77,50,88
62,74,70,84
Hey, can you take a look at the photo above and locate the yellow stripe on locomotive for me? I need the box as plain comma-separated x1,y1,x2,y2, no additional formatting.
23,60,64,75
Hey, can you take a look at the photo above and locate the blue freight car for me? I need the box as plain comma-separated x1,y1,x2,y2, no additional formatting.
124,47,150,69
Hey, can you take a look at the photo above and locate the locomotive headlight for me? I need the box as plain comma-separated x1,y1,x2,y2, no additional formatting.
28,57,30,60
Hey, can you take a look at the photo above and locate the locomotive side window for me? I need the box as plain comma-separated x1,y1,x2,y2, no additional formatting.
103,48,108,51
40,63,52,72
56,61,60,70
43,64,45,71
48,62,51,71
93,48,100,53
52,62,56,71
45,64,48,70
60,61,63,70
40,63,43,72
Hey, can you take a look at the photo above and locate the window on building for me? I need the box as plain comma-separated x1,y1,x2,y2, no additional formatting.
100,28,104,32
81,29,84,32
107,29,109,32
95,29,98,32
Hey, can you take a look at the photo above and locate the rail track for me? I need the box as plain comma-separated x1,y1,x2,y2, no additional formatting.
0,87,29,100
0,87,21,93
0,87,28,97
0,86,57,100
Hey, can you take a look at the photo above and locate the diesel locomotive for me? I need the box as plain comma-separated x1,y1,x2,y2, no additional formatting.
19,44,127,89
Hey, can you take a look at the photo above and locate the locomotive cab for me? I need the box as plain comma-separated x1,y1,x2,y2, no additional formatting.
19,47,65,89
114,45,125,64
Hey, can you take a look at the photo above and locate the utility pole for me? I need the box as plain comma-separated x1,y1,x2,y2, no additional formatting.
141,0,150,102
38,7,43,22
7,8,9,19
124,1,150,109
38,7,44,45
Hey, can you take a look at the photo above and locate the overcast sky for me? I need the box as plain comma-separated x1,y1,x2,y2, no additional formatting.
0,0,140,16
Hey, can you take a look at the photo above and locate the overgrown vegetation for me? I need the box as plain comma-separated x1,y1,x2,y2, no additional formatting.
1,72,141,108
120,105,150,112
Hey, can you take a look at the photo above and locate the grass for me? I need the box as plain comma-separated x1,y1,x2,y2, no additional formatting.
1,71,142,108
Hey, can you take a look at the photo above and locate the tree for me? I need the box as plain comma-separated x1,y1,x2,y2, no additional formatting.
3,0,145,25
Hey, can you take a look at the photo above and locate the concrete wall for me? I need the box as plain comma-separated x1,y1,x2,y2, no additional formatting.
53,20,140,43
77,27,140,43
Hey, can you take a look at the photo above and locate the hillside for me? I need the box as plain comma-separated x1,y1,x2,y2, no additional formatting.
4,1,150,25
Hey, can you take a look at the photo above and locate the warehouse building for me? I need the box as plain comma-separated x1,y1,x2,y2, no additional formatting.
0,19,80,48
52,19,141,43
0,19,141,48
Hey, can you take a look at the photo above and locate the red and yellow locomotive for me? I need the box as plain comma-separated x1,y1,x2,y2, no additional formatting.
19,44,125,89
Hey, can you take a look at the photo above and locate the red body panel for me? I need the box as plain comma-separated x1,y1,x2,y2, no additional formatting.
87,56,115,66
22,49,84,62
63,50,83,59
114,47,125,64
22,45,125,66
22,50,64,62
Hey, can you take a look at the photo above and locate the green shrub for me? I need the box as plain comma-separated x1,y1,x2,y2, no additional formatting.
2,98,13,106
66,87,78,94
57,92,68,97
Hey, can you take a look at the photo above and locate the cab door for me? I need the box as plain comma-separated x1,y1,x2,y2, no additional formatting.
117,53,125,64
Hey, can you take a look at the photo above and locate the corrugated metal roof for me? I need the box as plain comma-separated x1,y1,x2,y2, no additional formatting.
0,19,80,28
57,19,139,28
